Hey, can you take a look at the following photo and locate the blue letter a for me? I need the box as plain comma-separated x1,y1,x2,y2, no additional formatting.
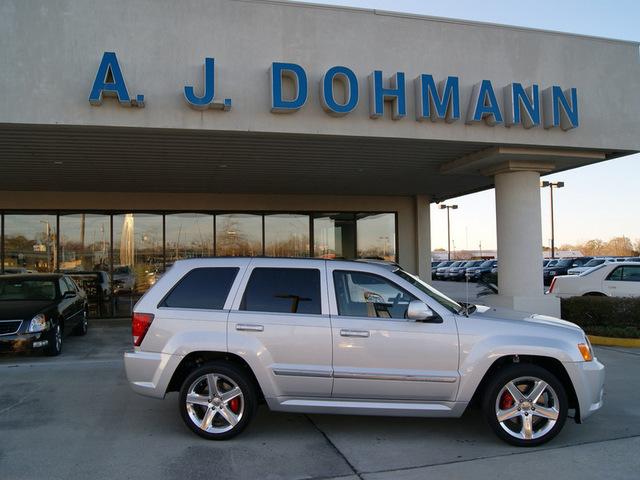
88,52,132,106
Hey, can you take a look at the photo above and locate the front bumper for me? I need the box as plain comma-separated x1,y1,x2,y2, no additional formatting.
564,358,605,422
124,350,183,399
0,332,50,353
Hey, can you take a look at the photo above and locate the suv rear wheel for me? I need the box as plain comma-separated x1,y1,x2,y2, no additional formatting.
483,364,568,447
178,362,257,440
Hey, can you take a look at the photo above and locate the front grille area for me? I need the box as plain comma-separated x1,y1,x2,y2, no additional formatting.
0,320,22,336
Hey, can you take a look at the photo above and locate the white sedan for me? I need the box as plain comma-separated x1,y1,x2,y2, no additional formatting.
548,262,640,298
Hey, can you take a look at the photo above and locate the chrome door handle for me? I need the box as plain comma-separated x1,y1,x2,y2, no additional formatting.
340,329,370,338
236,324,264,332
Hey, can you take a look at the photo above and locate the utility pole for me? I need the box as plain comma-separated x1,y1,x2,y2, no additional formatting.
439,204,458,261
541,181,564,259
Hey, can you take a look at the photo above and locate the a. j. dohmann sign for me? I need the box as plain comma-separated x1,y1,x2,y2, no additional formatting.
88,52,579,131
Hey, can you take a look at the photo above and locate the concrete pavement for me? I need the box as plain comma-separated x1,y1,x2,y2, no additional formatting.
0,321,638,480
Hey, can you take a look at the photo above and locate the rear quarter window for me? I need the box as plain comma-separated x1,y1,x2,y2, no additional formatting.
160,267,239,310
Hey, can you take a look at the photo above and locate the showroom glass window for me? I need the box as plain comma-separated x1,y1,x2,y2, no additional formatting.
313,213,355,259
165,213,213,264
216,214,262,256
59,214,112,317
265,214,309,257
59,214,110,272
356,213,396,262
3,214,57,272
112,214,163,316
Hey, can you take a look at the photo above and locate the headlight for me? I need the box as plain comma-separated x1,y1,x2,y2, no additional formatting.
577,341,593,362
27,314,47,333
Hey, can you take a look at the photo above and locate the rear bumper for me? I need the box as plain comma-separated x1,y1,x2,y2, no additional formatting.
564,358,605,422
124,350,183,399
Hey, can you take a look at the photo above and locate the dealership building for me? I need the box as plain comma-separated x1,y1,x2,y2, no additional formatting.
1,0,639,316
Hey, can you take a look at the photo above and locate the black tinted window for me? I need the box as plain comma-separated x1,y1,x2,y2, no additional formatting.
241,268,321,314
161,268,239,310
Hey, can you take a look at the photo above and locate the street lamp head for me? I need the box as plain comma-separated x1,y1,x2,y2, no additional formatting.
439,205,447,210
451,205,458,209
557,181,565,188
541,181,550,187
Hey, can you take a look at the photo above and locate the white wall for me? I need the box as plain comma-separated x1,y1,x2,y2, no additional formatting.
1,0,638,151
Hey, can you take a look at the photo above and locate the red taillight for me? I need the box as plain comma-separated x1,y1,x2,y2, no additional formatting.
132,313,154,347
549,277,557,293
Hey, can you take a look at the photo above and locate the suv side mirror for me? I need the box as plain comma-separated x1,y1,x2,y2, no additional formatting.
407,300,439,322
63,291,76,299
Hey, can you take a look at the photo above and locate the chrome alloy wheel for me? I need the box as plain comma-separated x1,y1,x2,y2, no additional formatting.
54,324,62,351
185,373,244,434
495,376,560,441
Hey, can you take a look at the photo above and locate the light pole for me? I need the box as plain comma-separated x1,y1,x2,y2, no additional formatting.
439,204,458,261
541,181,564,259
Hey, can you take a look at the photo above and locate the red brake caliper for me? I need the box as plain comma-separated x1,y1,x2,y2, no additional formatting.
229,397,240,414
500,391,515,410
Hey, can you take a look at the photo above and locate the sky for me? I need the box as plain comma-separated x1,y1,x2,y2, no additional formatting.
294,0,640,251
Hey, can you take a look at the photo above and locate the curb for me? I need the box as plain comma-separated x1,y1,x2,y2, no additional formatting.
588,335,640,348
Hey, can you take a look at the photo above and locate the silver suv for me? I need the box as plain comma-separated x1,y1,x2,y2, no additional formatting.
124,258,604,446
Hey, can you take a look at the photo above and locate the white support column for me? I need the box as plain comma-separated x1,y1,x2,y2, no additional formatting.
415,194,432,282
487,169,560,316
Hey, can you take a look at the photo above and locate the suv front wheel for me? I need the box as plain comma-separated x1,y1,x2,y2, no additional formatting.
483,364,568,447
178,362,257,440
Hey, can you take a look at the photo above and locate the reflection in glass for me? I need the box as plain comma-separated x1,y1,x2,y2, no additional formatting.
59,214,110,271
216,214,262,256
356,213,396,262
313,214,355,259
165,214,213,264
112,214,163,316
265,214,309,257
59,214,112,317
4,214,57,272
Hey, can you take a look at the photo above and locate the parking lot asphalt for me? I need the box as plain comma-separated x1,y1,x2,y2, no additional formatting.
1,320,639,480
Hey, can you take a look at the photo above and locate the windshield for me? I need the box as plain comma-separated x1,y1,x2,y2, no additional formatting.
480,260,494,267
555,259,573,267
583,259,605,267
114,266,131,275
393,269,462,314
0,279,57,301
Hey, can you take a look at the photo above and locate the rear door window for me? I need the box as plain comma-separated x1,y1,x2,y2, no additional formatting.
240,268,321,314
160,267,239,310
607,266,640,282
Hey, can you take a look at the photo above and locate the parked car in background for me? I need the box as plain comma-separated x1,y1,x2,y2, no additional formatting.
113,265,136,293
548,262,640,298
445,261,469,281
431,261,446,280
0,274,88,356
125,257,604,446
543,257,593,286
463,260,487,281
567,258,616,275
435,261,457,280
471,260,498,282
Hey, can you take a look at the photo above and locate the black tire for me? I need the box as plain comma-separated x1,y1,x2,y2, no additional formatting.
73,310,88,336
45,323,63,356
482,364,568,447
179,362,257,440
